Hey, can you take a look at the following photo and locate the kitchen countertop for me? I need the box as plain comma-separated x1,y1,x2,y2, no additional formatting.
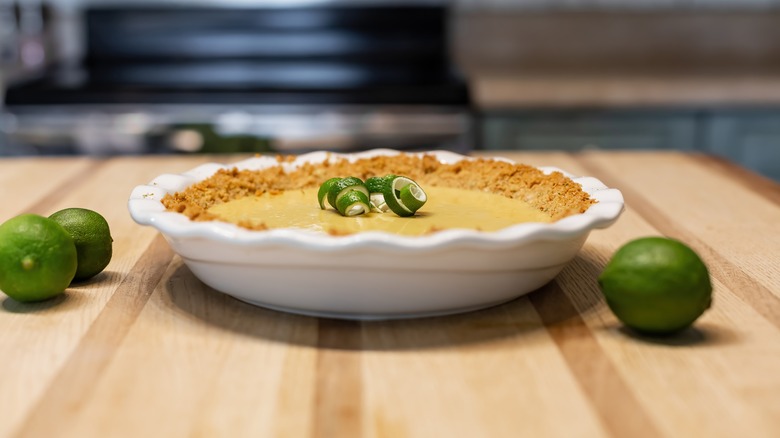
1,151,780,437
471,74,780,109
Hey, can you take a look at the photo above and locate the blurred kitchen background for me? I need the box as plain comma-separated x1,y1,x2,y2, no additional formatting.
2,0,780,180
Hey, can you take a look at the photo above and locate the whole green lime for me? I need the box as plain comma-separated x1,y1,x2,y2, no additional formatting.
0,214,78,302
598,237,712,335
49,208,113,281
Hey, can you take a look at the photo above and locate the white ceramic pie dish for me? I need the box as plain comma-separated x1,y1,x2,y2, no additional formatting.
128,149,624,320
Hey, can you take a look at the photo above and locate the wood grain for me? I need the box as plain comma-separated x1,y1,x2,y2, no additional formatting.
576,152,780,329
529,280,661,438
0,157,98,221
14,235,174,438
313,320,364,438
1,152,779,438
692,154,780,207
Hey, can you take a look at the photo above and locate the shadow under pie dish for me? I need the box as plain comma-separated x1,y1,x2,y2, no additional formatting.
128,149,624,320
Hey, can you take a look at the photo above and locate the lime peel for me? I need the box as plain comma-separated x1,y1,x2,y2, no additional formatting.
0,214,78,302
598,236,712,335
336,190,371,217
319,174,427,218
318,177,340,210
399,184,427,212
383,176,426,217
49,208,113,282
21,256,35,271
319,177,372,217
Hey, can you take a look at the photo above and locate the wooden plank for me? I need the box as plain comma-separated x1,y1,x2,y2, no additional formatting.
0,156,215,438
530,280,660,438
2,152,779,438
14,235,175,438
360,299,607,438
0,157,98,222
22,258,318,438
693,154,780,207
576,151,780,317
313,320,364,438
565,151,780,436
487,151,780,436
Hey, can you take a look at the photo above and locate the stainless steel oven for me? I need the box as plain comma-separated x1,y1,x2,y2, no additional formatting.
1,1,472,155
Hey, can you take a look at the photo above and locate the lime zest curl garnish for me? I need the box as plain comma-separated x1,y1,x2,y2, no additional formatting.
318,174,426,218
365,176,391,194
318,177,340,210
327,176,368,210
317,176,371,217
365,174,398,213
399,183,427,212
335,190,371,217
383,176,427,217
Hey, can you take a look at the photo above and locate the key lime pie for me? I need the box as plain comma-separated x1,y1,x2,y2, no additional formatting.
130,149,623,319
161,153,595,236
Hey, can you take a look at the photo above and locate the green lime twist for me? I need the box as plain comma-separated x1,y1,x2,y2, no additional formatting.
335,190,371,216
319,177,371,217
317,177,341,210
318,175,427,218
382,176,427,217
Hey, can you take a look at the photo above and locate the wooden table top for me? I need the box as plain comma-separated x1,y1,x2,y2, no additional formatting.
1,151,779,438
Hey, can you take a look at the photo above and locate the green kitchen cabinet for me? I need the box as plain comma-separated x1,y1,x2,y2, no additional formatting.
480,111,699,152
479,110,780,181
703,112,780,181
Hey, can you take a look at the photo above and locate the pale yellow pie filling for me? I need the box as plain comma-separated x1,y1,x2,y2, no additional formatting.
207,186,553,236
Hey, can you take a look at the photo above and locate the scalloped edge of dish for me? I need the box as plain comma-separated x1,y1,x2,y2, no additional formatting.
128,149,624,250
